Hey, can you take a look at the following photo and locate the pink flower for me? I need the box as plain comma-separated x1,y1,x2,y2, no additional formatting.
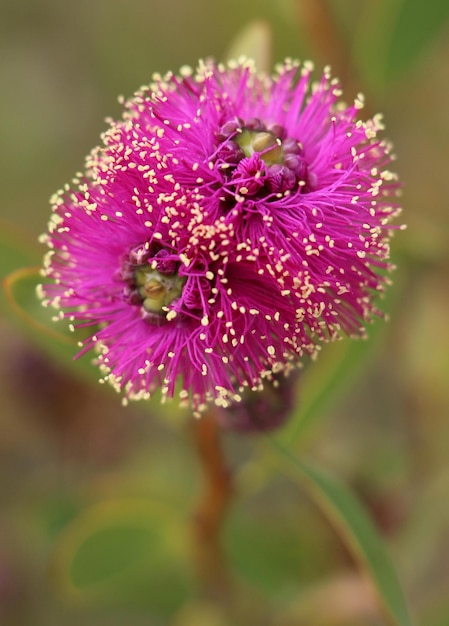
40,59,402,414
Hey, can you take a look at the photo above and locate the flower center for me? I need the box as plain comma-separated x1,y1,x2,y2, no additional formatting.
216,117,310,197
134,267,185,314
235,129,283,164
120,245,186,325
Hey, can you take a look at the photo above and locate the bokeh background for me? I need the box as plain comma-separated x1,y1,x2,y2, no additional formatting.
1,1,449,625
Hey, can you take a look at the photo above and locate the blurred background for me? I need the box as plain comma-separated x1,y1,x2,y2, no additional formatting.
1,1,448,625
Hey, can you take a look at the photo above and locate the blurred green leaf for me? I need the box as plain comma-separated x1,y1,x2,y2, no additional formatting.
226,503,330,594
0,220,41,286
51,499,192,611
355,0,449,89
2,266,98,381
268,442,413,626
71,527,154,587
386,0,449,81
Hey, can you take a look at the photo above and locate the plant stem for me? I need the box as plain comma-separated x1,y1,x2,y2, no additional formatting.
191,412,233,603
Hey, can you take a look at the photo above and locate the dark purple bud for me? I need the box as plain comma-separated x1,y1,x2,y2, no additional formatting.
245,117,265,131
123,286,142,305
216,117,243,141
153,249,178,275
267,123,287,140
282,137,303,155
266,164,297,192
218,141,245,164
217,372,298,433
284,154,308,180
307,170,318,189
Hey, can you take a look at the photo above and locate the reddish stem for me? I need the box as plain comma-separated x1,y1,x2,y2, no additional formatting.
191,412,233,601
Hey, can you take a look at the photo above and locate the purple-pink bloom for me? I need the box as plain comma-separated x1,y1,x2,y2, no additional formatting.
39,58,402,414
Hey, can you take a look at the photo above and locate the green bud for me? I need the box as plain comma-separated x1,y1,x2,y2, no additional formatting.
133,267,186,315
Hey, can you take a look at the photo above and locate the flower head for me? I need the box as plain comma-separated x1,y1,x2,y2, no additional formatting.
39,58,402,414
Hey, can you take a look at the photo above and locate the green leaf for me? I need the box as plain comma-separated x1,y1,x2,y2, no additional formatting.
0,220,42,317
71,526,154,587
385,0,449,81
267,441,413,626
226,502,332,595
2,267,98,381
51,499,192,611
354,0,449,89
0,220,42,281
